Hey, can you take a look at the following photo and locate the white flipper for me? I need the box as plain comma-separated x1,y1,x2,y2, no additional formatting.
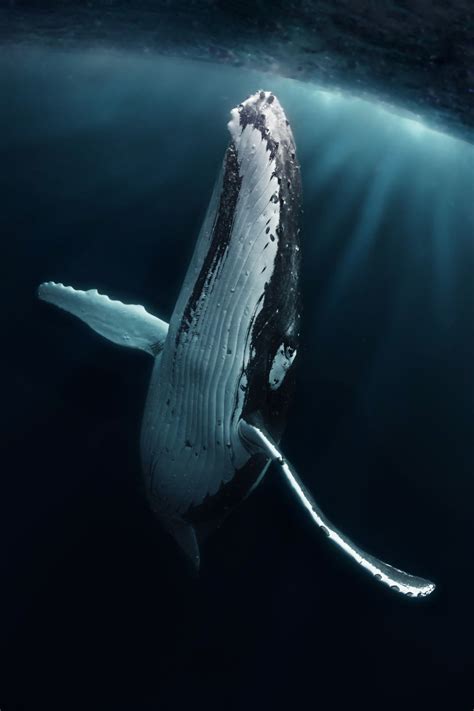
38,282,168,356
239,419,435,598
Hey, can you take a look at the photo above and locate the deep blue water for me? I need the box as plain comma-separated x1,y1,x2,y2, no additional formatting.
2,46,474,710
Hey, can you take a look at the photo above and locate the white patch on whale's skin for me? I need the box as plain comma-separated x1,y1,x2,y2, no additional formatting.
269,343,297,390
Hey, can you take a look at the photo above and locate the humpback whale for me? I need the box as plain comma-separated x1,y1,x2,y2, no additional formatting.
38,90,435,598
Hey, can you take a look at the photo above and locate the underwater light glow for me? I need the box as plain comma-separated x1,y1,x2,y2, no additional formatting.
402,115,428,137
269,77,474,346
310,85,455,145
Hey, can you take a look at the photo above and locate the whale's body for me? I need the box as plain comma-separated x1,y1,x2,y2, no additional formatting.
39,91,435,597
140,92,301,556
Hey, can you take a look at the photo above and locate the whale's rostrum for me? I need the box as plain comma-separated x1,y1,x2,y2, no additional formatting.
38,90,435,598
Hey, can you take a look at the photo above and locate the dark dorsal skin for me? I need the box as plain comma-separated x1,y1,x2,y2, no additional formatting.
140,90,302,539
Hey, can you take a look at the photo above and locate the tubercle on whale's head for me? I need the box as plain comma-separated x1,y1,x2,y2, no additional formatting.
227,90,296,160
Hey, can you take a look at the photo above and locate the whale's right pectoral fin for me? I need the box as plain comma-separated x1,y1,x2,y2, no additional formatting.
38,282,169,356
239,417,436,599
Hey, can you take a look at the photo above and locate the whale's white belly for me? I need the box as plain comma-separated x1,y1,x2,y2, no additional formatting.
141,117,283,515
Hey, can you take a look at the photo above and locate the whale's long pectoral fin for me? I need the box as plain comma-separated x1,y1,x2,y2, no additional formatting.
38,282,169,356
239,418,435,598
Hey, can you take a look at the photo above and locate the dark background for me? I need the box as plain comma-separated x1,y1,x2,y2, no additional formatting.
2,45,474,710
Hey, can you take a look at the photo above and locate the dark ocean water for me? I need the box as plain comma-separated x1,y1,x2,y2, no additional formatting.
2,46,474,710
